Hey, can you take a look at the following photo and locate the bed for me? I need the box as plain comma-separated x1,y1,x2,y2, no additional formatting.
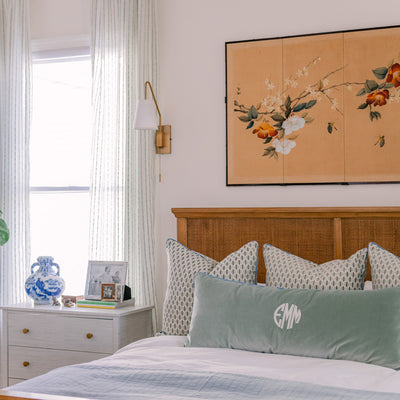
0,206,400,400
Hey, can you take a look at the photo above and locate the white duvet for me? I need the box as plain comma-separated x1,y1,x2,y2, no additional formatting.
111,335,400,394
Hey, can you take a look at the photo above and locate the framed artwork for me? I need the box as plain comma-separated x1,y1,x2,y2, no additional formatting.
101,283,116,301
226,25,400,185
115,284,124,302
85,261,127,300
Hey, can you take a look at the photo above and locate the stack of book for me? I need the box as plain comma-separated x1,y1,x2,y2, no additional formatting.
76,298,135,309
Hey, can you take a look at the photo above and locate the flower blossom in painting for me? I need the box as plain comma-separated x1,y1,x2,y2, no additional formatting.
282,115,305,135
252,123,278,139
234,53,400,159
366,90,389,106
386,63,400,88
272,138,296,155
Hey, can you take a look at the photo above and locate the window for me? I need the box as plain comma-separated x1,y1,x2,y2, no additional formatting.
30,52,92,295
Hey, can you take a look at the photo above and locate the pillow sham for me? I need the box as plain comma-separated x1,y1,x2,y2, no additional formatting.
263,244,367,290
368,242,400,289
162,239,258,336
186,272,400,370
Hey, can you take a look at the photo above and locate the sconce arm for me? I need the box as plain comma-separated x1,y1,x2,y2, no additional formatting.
144,81,162,128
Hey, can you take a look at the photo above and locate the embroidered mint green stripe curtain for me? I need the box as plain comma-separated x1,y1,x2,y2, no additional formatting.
90,0,157,320
0,0,31,305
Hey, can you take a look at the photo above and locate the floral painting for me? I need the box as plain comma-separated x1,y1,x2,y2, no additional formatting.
226,26,400,185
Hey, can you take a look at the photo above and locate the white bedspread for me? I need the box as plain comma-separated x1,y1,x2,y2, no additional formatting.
111,335,400,393
9,335,400,399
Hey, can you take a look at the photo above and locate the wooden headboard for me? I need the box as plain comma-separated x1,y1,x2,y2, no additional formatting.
172,207,400,283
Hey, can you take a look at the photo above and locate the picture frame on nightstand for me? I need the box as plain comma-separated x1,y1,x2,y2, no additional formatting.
101,283,116,301
85,261,127,300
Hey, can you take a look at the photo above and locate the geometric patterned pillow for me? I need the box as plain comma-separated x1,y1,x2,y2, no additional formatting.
368,242,400,289
162,239,258,336
263,244,367,290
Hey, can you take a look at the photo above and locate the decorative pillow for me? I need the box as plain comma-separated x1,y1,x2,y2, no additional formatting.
368,242,400,289
186,272,400,370
162,239,258,336
263,244,367,290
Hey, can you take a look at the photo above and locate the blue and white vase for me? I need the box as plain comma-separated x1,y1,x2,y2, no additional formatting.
25,256,65,305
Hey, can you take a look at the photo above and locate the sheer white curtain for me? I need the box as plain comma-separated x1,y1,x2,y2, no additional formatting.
90,0,157,314
0,0,31,305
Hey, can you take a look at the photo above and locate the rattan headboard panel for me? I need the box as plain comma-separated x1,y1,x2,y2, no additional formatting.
172,207,400,283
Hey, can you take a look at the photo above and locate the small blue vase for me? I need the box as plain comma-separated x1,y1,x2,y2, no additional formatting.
25,256,65,305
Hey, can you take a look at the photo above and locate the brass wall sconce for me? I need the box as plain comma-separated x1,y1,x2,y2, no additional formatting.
133,81,171,154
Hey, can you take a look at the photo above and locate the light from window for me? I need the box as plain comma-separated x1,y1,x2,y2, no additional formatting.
30,57,92,296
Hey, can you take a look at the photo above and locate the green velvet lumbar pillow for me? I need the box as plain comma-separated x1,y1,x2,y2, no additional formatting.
185,272,400,370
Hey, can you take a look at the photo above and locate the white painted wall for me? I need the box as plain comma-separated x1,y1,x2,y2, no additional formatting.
155,0,400,326
30,0,90,41
28,0,400,328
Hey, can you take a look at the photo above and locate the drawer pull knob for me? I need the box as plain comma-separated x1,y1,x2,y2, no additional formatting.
22,328,29,334
23,361,30,367
86,333,93,339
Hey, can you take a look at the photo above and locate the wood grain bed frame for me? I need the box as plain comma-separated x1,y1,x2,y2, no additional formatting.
172,207,400,282
1,206,400,400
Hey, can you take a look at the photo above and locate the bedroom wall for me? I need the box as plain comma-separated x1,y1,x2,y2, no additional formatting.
30,0,90,41
27,0,400,328
155,0,400,326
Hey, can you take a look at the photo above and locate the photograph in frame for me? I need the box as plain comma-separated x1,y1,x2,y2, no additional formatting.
101,283,116,301
85,261,127,300
115,284,124,302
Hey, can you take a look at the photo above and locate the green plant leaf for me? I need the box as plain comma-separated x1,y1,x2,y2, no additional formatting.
356,88,366,96
238,115,251,122
263,146,278,158
369,111,382,122
285,107,292,119
246,121,254,129
305,100,317,109
264,137,273,144
284,96,291,109
248,105,258,119
358,103,368,110
0,213,9,247
372,67,388,80
378,82,394,89
365,80,379,92
293,102,307,112
271,113,285,122
273,121,283,128
305,117,314,123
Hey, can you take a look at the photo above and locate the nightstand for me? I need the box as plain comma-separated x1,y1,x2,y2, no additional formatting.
0,302,153,388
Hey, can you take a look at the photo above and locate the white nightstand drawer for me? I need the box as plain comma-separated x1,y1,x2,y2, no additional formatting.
8,312,113,353
1,303,153,388
9,346,108,380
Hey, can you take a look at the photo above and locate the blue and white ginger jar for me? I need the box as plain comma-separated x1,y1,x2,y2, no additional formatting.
25,256,65,305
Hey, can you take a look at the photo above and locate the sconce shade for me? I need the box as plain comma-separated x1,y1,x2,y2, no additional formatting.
133,99,158,130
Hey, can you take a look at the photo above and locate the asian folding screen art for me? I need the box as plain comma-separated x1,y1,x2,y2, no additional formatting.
226,26,400,185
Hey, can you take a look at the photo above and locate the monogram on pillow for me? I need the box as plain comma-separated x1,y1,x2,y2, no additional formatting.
162,239,258,336
368,242,400,289
263,244,367,290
